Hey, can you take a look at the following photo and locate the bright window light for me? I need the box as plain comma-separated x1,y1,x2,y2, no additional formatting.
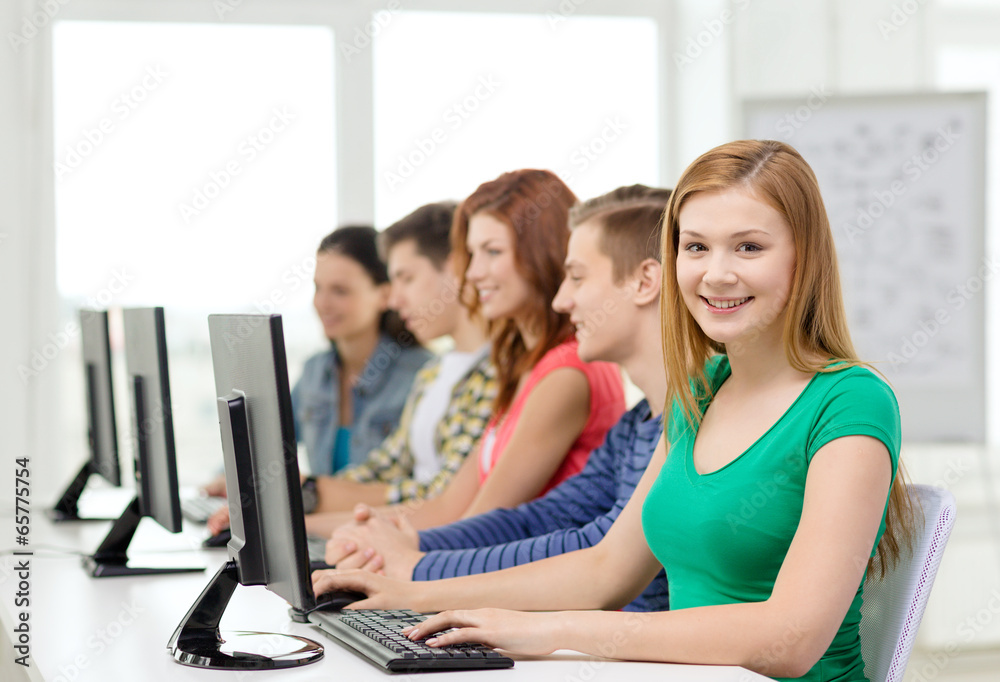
52,21,337,483
53,21,336,317
373,11,659,225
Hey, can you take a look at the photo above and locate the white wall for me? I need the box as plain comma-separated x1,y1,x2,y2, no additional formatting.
1,0,57,480
2,0,674,494
3,3,999,657
720,0,1000,652
2,2,995,441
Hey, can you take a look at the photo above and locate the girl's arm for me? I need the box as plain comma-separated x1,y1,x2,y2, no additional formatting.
462,367,590,518
315,366,592,535
314,477,390,511
401,434,894,679
304,454,482,538
313,435,670,612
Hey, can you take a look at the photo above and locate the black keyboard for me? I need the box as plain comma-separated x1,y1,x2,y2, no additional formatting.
308,609,514,673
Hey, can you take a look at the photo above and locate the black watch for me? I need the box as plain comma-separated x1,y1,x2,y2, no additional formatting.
301,476,319,514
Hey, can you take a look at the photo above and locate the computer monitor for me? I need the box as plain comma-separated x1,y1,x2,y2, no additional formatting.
48,309,123,521
168,314,323,670
81,307,203,578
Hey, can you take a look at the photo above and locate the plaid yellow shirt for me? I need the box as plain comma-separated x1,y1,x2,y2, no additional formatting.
340,352,496,504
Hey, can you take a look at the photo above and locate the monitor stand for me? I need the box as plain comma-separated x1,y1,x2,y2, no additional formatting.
168,561,324,669
48,461,119,522
82,497,204,578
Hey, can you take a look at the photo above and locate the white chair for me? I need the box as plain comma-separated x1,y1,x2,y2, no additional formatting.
859,484,957,682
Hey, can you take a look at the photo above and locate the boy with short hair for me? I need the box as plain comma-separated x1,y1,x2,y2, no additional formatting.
325,186,672,612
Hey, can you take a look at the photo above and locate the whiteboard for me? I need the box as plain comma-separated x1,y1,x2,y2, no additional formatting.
743,92,987,442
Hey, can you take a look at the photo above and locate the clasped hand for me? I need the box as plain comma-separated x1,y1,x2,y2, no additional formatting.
322,504,424,580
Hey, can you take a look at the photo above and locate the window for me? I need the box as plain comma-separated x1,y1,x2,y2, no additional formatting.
53,21,336,483
373,11,659,225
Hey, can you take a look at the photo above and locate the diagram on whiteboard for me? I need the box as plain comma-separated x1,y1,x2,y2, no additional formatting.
744,93,986,441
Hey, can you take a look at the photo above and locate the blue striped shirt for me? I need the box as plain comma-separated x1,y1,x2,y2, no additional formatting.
414,400,669,612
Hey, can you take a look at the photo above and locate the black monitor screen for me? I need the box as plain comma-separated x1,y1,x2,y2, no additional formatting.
122,307,183,533
207,314,313,611
81,307,203,577
80,310,121,486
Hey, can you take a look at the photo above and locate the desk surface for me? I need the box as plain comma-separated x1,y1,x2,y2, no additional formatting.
0,497,769,682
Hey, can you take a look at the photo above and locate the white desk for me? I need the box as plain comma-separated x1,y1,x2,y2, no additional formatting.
0,503,769,682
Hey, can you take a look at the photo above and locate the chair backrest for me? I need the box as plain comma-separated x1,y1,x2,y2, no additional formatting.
858,484,957,682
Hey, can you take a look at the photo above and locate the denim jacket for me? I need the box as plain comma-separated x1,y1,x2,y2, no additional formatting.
291,334,432,476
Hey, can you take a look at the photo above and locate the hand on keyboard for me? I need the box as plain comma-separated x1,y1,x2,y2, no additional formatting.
201,474,228,498
312,570,559,657
206,505,230,535
312,568,404,611
402,608,563,657
311,609,514,672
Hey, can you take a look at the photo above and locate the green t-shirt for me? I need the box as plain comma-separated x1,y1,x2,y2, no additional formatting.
641,355,900,682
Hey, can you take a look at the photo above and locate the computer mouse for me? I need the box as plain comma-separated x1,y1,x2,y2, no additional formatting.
312,589,367,612
202,527,232,548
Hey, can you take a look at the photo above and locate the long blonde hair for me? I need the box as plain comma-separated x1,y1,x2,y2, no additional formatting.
660,139,914,578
